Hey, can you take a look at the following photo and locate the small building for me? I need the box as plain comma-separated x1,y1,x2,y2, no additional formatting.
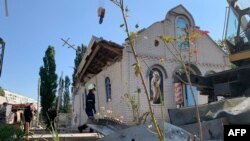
2,89,37,105
0,89,37,124
72,5,229,127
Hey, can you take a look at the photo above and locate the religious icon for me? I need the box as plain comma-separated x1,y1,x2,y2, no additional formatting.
150,70,162,104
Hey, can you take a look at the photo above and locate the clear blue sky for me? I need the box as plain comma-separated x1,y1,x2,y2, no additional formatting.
0,0,227,100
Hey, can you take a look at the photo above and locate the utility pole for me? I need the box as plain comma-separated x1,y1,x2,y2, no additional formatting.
61,38,77,51
56,72,64,128
0,38,5,78
37,78,40,127
4,0,8,16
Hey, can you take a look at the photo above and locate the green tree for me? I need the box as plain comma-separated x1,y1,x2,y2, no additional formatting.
39,46,58,125
72,44,87,87
0,86,5,96
63,76,71,113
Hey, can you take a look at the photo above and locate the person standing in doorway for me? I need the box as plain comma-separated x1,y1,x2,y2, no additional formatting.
85,83,97,118
78,83,97,133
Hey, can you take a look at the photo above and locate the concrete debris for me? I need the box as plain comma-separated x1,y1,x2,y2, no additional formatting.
87,118,198,141
0,97,245,140
96,122,198,141
86,117,129,136
87,97,250,140
180,119,224,140
168,97,250,125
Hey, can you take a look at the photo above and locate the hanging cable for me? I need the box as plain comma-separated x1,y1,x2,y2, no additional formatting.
5,0,8,17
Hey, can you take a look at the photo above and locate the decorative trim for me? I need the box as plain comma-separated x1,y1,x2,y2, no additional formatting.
135,53,227,68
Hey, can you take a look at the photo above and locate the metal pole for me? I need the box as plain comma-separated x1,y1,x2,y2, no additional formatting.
56,72,63,127
37,78,40,127
0,38,5,77
61,38,77,51
5,0,8,17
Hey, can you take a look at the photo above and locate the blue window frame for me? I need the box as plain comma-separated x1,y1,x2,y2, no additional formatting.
176,16,189,49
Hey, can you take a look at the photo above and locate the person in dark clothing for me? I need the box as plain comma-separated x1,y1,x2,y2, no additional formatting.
85,88,96,117
78,83,97,133
0,102,7,123
24,103,34,140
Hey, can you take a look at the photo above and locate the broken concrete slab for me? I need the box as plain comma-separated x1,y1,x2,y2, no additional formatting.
180,119,224,140
97,122,198,141
86,118,129,136
168,97,250,125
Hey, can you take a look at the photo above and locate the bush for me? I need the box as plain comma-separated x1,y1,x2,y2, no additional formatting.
0,123,25,141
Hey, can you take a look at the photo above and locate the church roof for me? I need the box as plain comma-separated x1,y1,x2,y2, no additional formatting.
76,36,123,84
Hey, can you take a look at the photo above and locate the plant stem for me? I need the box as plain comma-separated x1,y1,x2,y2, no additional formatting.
183,66,203,141
162,41,203,141
117,1,164,140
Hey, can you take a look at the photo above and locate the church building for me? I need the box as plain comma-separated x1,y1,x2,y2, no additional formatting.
72,5,229,127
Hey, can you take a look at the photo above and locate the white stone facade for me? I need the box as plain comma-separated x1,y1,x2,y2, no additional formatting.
2,89,37,105
72,5,229,127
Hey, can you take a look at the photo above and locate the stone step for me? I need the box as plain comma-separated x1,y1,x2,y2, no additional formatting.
27,133,101,141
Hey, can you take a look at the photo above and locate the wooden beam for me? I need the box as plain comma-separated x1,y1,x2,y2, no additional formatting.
229,50,250,62
79,45,100,82
78,42,123,84
92,57,106,66
87,67,99,74
99,43,122,55
86,68,96,74
98,53,116,62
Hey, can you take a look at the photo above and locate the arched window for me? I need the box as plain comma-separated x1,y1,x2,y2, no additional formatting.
176,16,189,49
149,68,164,104
105,77,111,102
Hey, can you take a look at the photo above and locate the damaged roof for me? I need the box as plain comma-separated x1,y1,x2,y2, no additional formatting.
76,36,124,85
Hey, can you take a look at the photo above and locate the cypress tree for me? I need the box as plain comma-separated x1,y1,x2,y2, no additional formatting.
39,46,58,125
